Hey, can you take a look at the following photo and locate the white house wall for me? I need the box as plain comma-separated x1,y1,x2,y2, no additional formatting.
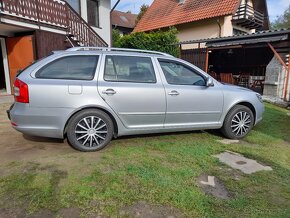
79,0,111,46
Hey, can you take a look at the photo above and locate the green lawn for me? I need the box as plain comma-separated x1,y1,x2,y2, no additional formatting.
0,103,290,217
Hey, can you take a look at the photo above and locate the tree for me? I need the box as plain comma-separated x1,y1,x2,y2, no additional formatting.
115,27,180,57
271,4,290,29
136,4,149,24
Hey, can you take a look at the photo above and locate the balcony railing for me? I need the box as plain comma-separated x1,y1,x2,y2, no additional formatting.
232,4,264,29
0,0,107,47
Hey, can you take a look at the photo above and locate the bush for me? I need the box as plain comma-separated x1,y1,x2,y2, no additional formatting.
115,28,179,57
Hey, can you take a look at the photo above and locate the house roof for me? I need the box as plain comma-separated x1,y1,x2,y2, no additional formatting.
134,0,241,32
111,10,137,29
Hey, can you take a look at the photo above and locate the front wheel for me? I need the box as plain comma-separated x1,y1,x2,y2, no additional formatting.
221,105,254,139
67,109,114,152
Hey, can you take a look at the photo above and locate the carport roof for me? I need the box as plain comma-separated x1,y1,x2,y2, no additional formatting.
177,28,290,47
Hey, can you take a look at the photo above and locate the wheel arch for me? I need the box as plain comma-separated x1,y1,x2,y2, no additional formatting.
224,101,256,124
63,106,119,138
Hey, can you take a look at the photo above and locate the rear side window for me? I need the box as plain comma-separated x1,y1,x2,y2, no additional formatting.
35,55,99,80
104,55,156,83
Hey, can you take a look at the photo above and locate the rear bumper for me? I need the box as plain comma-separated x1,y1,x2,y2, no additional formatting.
9,103,73,139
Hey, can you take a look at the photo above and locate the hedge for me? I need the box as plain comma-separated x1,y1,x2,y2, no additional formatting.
114,28,179,57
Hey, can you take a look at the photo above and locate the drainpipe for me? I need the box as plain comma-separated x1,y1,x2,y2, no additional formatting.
111,0,121,13
216,18,222,37
110,0,121,46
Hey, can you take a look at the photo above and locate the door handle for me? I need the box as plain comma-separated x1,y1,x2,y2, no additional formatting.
168,90,179,96
102,89,116,95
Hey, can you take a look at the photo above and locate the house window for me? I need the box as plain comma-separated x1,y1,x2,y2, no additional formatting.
87,0,100,27
66,0,80,14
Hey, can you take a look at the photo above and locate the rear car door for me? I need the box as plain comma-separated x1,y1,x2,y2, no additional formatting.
98,55,166,129
156,58,223,128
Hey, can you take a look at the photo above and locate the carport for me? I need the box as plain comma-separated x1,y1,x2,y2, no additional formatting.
179,29,290,101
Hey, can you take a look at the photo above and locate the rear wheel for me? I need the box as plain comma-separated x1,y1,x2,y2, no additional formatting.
67,109,114,152
221,105,254,139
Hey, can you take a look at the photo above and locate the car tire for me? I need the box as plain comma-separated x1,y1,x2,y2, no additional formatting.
221,105,254,139
67,109,114,152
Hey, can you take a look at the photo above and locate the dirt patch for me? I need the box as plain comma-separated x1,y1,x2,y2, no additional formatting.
29,209,54,218
120,201,183,218
57,208,81,218
197,174,232,200
0,207,26,218
0,103,103,175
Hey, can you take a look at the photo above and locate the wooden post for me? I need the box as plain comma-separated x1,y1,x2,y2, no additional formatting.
284,54,290,101
205,48,209,72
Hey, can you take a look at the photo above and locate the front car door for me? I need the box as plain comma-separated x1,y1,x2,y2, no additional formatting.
98,55,166,129
156,58,223,129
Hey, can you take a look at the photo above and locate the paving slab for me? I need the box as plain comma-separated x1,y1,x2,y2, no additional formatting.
0,95,14,104
214,151,272,174
197,174,231,200
218,139,240,145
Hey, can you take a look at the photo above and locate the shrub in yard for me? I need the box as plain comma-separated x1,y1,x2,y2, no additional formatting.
115,28,180,57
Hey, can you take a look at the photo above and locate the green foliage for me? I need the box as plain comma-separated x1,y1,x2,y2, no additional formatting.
136,4,149,24
112,29,121,47
115,28,180,57
271,4,290,29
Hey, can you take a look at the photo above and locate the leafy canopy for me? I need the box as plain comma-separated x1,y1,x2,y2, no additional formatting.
271,4,290,29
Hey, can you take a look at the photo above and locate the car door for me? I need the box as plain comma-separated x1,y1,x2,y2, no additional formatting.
98,55,166,129
156,58,223,128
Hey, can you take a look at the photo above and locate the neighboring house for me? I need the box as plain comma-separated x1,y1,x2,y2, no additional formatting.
134,0,269,47
112,10,137,35
0,0,110,95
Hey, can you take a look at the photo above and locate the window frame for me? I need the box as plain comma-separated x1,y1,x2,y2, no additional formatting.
103,55,157,84
87,0,100,28
158,58,207,86
35,55,99,81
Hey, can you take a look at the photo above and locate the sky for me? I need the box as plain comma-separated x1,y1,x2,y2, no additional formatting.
113,0,290,22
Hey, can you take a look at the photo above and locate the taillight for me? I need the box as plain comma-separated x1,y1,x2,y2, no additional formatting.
14,78,29,103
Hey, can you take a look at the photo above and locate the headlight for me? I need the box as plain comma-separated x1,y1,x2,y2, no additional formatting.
256,94,263,103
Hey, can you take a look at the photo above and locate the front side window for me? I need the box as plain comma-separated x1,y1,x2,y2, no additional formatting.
36,56,99,80
87,0,99,27
158,60,206,86
104,56,156,83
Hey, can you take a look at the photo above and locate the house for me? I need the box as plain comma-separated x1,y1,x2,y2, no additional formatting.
0,0,110,95
134,0,269,48
111,10,137,35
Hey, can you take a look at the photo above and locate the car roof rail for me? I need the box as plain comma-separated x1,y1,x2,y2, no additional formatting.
66,47,173,57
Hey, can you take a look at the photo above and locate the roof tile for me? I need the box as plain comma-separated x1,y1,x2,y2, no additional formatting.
134,0,240,32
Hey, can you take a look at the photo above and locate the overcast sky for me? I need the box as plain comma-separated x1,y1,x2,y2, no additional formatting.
113,0,289,22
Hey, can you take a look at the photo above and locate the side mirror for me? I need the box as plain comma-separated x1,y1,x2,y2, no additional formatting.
206,77,214,87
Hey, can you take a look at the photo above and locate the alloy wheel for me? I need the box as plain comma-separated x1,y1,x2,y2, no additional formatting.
231,111,252,136
75,116,108,147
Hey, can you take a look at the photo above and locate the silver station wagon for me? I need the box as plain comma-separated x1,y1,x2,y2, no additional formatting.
8,47,264,151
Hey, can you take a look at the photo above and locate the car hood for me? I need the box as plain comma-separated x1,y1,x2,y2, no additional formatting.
220,83,254,93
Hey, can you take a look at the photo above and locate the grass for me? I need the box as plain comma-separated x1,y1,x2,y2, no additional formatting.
0,103,290,217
